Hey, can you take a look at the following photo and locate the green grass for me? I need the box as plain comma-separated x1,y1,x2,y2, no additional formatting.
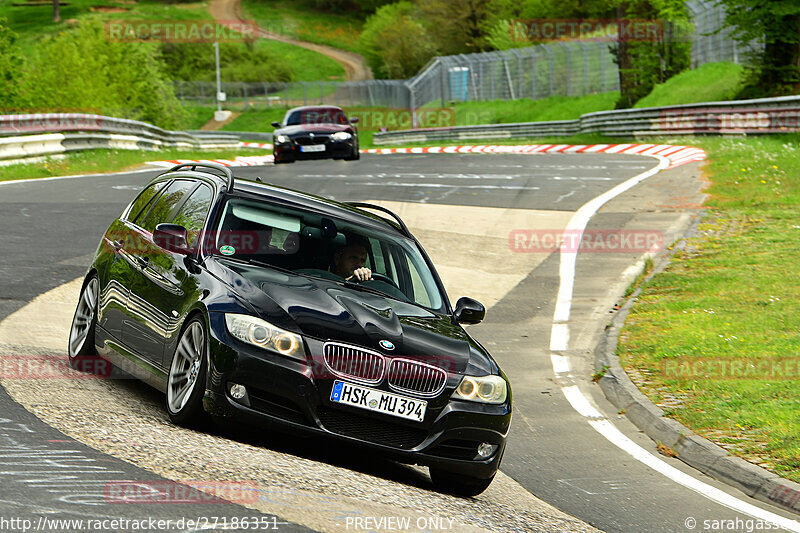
635,62,746,108
435,92,620,125
240,0,363,53
182,105,216,130
0,146,268,182
0,0,345,82
257,39,344,81
617,135,800,482
0,0,210,49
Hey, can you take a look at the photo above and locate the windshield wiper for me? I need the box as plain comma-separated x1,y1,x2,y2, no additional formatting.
217,256,297,276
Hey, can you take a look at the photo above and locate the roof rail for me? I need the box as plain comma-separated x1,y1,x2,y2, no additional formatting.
346,202,411,236
168,162,234,190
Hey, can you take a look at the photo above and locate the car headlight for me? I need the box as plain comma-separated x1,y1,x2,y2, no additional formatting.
224,314,306,360
331,132,352,141
275,135,290,144
452,375,507,404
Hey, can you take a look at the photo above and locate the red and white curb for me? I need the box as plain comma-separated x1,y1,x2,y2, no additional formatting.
363,144,707,169
147,155,274,168
241,142,273,150
146,143,706,170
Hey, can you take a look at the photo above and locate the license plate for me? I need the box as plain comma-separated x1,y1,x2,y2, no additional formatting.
330,380,427,422
300,144,325,152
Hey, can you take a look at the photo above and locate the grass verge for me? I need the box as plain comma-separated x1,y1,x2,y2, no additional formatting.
616,135,800,482
441,92,620,124
0,147,268,182
634,62,746,108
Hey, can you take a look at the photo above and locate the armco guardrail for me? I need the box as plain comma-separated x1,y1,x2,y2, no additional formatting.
188,130,273,142
373,95,800,145
0,113,241,162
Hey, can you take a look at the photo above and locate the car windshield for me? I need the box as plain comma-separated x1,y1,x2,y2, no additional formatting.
285,108,348,126
209,198,446,313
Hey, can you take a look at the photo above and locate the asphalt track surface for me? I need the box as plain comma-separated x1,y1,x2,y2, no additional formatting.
0,153,797,532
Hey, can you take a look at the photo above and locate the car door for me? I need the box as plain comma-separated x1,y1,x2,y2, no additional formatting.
155,182,215,368
122,179,198,368
98,180,169,341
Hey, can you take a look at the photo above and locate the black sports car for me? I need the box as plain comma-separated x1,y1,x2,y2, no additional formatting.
271,105,360,164
68,163,511,496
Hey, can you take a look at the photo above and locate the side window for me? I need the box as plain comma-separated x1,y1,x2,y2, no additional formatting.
126,181,167,223
171,184,213,248
406,255,432,308
138,180,196,234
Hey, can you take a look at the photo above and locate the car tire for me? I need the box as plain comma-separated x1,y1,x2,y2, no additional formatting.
68,275,99,368
166,317,209,427
274,157,294,164
429,468,495,497
345,142,360,161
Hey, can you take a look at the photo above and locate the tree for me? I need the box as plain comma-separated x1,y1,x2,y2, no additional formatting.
416,0,493,55
612,0,691,108
0,19,21,109
360,2,437,78
717,0,800,96
53,0,60,23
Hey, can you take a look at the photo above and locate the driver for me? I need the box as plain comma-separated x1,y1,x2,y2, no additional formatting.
331,240,372,281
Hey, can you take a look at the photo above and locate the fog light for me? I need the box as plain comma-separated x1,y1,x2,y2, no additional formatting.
477,442,497,459
230,384,247,400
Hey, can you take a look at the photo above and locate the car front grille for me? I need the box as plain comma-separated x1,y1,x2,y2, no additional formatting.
317,407,427,449
323,342,385,385
387,359,447,397
294,135,329,145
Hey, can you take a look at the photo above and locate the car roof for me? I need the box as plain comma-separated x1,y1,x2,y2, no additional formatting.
285,105,346,114
151,165,405,236
232,179,406,236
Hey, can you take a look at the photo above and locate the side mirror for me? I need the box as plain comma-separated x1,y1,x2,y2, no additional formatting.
349,117,359,124
271,121,281,128
454,297,485,325
154,224,192,255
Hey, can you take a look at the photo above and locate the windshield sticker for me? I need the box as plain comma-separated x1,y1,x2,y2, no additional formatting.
220,245,235,256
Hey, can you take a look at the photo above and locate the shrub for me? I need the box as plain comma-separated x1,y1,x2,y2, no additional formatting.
17,21,187,129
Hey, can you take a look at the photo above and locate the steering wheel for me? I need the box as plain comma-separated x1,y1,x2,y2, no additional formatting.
362,272,400,288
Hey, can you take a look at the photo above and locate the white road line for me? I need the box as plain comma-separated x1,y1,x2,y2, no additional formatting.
588,419,800,532
548,155,800,531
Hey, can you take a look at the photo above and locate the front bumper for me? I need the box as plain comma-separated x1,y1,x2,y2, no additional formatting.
274,141,353,161
202,313,511,479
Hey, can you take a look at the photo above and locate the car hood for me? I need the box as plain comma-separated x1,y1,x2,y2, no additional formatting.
210,258,473,372
276,124,353,136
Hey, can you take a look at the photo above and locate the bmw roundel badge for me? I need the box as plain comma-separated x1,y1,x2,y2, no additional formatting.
379,340,395,351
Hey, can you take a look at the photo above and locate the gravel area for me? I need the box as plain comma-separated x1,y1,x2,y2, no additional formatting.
0,279,600,533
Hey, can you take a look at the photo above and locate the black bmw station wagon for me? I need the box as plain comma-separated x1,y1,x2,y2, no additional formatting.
68,163,512,496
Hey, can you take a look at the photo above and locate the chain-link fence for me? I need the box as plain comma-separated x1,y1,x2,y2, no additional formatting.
408,42,619,108
174,80,410,109
686,0,761,67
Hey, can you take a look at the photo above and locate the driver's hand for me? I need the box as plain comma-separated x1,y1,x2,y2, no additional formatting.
347,267,372,282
